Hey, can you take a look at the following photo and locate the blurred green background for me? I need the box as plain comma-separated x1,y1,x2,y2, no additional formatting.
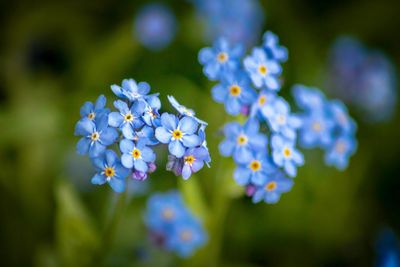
0,0,399,266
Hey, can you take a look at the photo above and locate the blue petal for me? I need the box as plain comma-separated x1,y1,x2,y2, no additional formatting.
91,173,106,185
179,117,198,135
114,100,129,113
155,127,172,144
134,159,148,173
95,95,106,110
110,85,124,98
226,97,241,115
211,84,227,103
234,146,252,164
109,178,126,193
74,119,95,136
141,147,156,162
182,165,192,180
121,124,135,140
182,134,201,148
80,102,93,117
115,164,130,179
121,154,134,168
105,150,118,166
108,112,123,127
234,167,251,185
100,128,118,146
161,113,178,131
218,140,235,157
284,161,297,177
138,82,150,95
120,139,134,154
76,138,90,155
169,140,185,158
89,142,106,158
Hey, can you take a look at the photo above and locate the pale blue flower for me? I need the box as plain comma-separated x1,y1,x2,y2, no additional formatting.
111,78,151,101
263,31,288,62
252,171,294,204
271,135,304,177
120,139,156,173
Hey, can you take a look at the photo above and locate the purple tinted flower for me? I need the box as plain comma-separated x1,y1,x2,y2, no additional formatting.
182,147,210,180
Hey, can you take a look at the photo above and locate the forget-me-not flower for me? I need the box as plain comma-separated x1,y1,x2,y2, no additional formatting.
181,147,210,180
91,150,129,193
111,78,151,101
329,100,357,135
298,111,335,149
250,89,277,120
244,47,282,90
252,171,294,204
120,139,156,173
292,84,326,112
155,113,201,158
324,136,357,170
234,151,276,186
271,135,304,177
79,95,109,121
263,31,288,62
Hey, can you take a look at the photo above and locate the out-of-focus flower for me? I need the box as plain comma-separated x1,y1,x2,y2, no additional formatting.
234,151,275,186
134,3,177,51
252,171,294,204
327,36,397,122
198,38,243,80
263,31,288,63
376,229,400,267
244,48,282,90
271,135,304,177
144,191,207,258
324,136,357,170
91,150,129,193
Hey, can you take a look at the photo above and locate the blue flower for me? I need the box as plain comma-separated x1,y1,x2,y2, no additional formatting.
198,126,211,167
234,151,276,186
266,97,302,140
298,111,335,149
75,115,118,158
198,38,243,80
79,95,109,121
142,94,161,127
155,113,201,158
134,3,177,51
219,119,268,164
263,31,288,62
120,139,156,173
244,47,282,90
167,95,208,126
111,78,151,101
329,100,357,135
250,90,277,119
108,100,146,139
133,125,159,145
292,85,326,113
182,147,210,180
211,71,256,115
252,171,294,204
271,135,304,177
166,217,207,258
91,150,129,193
324,135,357,170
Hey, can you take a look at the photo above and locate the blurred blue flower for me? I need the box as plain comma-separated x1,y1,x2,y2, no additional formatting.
182,147,210,180
324,136,357,170
134,3,177,51
376,229,400,267
252,171,294,204
219,119,268,164
292,84,326,112
111,78,151,101
198,38,243,80
155,113,201,158
108,99,146,139
211,71,256,115
250,90,277,120
234,151,275,186
271,135,304,177
79,95,109,121
91,150,129,193
298,111,335,149
120,139,156,173
329,100,357,135
75,115,118,158
263,31,288,62
244,47,282,90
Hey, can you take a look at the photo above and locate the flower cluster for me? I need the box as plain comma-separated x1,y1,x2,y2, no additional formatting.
144,191,207,258
189,0,264,48
293,85,358,170
74,79,210,193
327,36,397,122
199,33,299,204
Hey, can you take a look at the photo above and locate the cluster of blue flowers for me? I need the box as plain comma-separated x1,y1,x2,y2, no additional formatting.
74,79,210,193
293,85,358,170
327,36,397,122
199,32,300,204
144,191,207,258
189,0,264,48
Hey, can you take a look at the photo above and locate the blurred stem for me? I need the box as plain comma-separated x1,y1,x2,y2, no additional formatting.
90,190,127,267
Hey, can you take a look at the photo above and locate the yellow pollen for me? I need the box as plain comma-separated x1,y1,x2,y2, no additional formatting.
88,112,95,120
283,147,291,158
237,135,248,145
104,167,115,178
124,113,134,122
162,208,174,220
229,85,241,97
312,122,322,132
249,160,262,172
91,132,100,141
131,148,141,159
335,141,346,154
180,230,193,242
172,129,183,140
258,95,267,106
265,181,277,192
217,52,228,63
184,155,195,165
258,65,268,75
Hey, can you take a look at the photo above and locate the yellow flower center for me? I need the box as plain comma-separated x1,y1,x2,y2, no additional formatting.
91,132,100,141
217,52,228,63
237,134,248,145
249,160,262,172
258,95,267,106
265,181,277,192
335,141,346,154
124,113,134,122
131,148,141,159
172,129,183,140
312,122,322,132
258,65,268,75
283,147,291,158
184,155,195,165
88,112,95,120
229,85,241,97
180,230,193,242
104,167,115,178
162,207,174,220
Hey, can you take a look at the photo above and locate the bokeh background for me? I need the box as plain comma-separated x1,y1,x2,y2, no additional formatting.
1,0,400,266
